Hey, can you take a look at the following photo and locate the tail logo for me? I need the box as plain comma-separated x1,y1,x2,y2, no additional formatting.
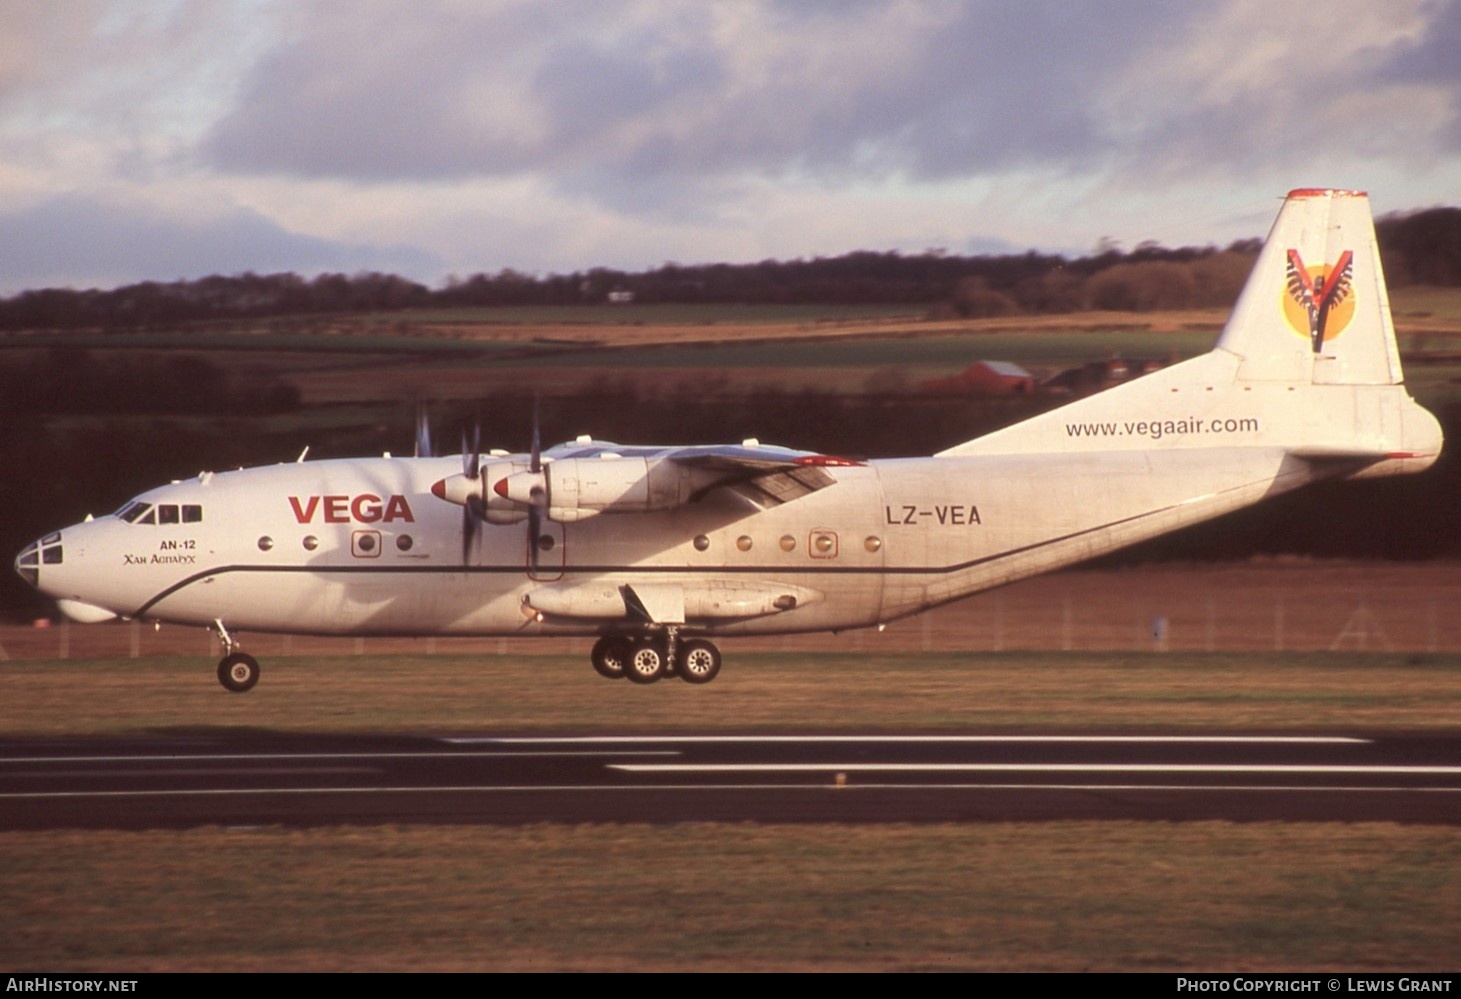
1283,249,1355,352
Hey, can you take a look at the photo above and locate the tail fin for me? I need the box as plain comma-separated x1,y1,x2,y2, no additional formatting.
939,188,1442,475
1216,188,1401,386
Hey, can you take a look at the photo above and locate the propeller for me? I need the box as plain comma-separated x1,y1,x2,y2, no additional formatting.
526,395,545,575
430,401,549,572
459,417,485,566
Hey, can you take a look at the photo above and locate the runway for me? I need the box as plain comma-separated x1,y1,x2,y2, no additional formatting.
1,731,1458,829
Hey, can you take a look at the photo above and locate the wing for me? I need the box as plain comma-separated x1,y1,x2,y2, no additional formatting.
435,439,861,523
663,443,862,507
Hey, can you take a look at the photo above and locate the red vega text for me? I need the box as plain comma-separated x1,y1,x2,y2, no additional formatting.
288,494,415,524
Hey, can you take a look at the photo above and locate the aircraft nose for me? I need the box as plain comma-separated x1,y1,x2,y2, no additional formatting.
14,532,62,590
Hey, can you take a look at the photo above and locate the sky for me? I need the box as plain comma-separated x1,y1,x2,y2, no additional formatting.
1,0,1458,294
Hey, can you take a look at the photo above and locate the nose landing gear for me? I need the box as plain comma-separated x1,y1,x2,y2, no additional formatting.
213,619,260,693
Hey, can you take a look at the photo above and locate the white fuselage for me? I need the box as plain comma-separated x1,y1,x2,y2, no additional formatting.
26,442,1329,640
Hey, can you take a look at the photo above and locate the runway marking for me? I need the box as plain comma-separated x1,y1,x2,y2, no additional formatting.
2,783,1459,801
0,750,679,764
612,763,1461,775
457,735,1370,745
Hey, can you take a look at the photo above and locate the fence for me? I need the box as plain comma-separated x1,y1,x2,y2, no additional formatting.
3,561,1458,662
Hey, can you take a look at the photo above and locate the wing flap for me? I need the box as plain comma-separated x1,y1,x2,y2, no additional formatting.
674,448,855,507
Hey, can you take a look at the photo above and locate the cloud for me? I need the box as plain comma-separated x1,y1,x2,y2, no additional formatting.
1374,0,1461,149
0,194,442,293
198,0,1458,214
201,2,1194,189
0,1,1458,292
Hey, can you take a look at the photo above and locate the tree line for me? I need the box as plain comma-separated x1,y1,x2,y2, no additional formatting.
2,208,1457,330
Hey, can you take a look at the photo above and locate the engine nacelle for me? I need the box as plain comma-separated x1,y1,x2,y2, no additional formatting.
478,460,531,524
496,456,698,522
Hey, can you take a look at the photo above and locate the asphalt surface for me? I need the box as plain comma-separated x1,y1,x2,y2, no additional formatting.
2,731,1459,829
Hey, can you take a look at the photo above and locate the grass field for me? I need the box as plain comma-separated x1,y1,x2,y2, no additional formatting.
374,302,925,326
8,292,1461,406
4,822,1458,971
4,649,1461,734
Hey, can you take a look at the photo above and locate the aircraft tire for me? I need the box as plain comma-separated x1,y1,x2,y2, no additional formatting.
678,639,721,684
590,636,631,680
624,640,665,684
218,652,260,693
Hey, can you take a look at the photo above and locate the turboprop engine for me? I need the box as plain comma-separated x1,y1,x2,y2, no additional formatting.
431,459,534,524
492,455,705,522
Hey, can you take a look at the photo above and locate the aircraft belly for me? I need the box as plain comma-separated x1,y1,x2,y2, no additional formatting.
142,567,527,636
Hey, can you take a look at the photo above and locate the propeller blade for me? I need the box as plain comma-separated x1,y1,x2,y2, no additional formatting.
414,403,433,459
457,416,485,566
462,418,482,480
529,394,542,475
527,501,541,575
461,507,472,565
526,394,544,574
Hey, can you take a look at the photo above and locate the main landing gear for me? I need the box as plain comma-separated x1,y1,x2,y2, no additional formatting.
590,632,722,685
213,619,259,693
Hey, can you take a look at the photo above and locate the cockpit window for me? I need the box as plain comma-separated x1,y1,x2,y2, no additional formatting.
117,502,150,523
114,501,202,525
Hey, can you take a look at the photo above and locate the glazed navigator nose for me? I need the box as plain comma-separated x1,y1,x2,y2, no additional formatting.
13,532,62,590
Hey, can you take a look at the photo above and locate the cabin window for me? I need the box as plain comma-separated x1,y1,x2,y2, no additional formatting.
736,535,753,551
810,530,839,558
396,535,414,551
302,536,319,551
693,535,710,551
779,535,796,552
864,536,882,552
258,536,274,551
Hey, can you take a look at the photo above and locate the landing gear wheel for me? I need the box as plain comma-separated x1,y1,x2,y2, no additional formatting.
624,640,666,684
678,639,721,684
591,636,631,680
218,652,260,693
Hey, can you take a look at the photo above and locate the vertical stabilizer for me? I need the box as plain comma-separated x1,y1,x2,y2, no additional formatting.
1216,188,1402,386
939,188,1440,471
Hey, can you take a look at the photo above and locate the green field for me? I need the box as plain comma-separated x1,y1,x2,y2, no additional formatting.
9,291,1461,406
4,822,1457,971
472,327,1219,370
373,302,924,325
5,650,1461,735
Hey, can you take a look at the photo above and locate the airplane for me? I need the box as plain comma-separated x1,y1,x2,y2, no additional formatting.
13,189,1444,692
